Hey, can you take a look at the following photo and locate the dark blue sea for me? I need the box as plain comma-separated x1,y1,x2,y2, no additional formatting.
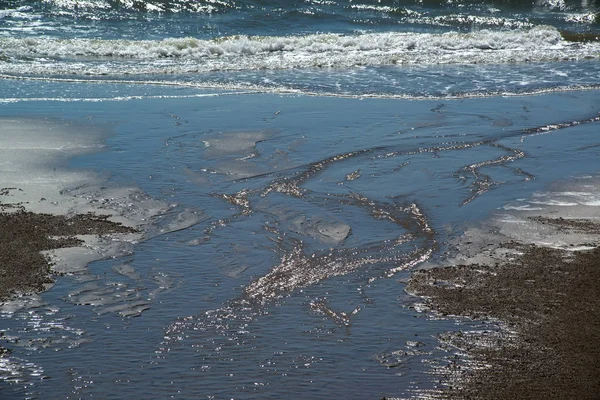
1,1,600,398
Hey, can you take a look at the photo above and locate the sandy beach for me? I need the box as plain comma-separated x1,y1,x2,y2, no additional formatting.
2,0,600,396
0,118,163,303
1,85,599,397
3,200,599,399
0,208,137,360
3,175,599,399
406,200,600,399
0,201,136,301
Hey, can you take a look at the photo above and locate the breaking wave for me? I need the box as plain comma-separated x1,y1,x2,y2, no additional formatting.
2,26,595,68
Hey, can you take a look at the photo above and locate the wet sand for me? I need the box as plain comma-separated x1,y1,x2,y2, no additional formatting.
0,202,136,301
0,199,138,358
406,217,600,399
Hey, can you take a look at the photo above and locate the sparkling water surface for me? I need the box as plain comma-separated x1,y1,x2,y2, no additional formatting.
1,1,600,398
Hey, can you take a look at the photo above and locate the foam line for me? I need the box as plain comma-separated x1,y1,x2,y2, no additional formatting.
2,27,599,77
2,73,600,101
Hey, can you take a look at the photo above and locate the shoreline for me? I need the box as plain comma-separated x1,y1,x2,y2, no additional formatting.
0,118,170,302
0,203,137,302
0,198,140,363
405,203,600,398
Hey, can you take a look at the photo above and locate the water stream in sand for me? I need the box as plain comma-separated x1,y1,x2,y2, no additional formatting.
1,88,599,398
3,1,600,398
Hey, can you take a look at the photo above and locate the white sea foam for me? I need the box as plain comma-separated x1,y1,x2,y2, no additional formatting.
0,6,37,20
2,73,600,102
529,187,600,208
0,88,257,104
501,204,544,211
529,199,579,206
1,26,598,77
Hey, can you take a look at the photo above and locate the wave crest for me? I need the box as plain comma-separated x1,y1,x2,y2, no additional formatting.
1,26,593,69
39,0,236,13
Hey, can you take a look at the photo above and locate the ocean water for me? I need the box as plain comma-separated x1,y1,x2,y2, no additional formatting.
1,1,600,399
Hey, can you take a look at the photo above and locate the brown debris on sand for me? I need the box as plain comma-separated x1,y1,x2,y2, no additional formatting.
407,218,600,399
0,210,137,301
